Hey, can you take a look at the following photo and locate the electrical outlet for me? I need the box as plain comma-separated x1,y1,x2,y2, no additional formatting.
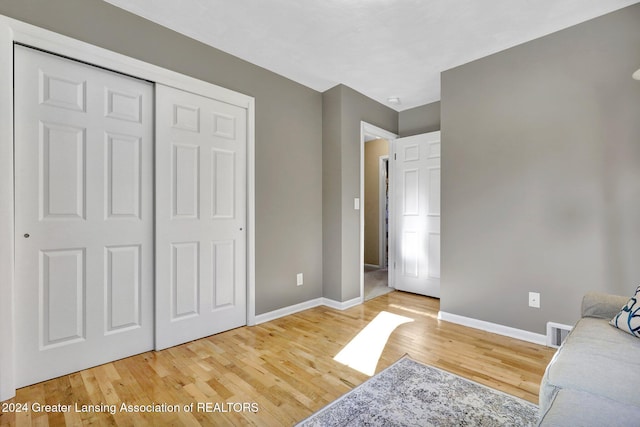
529,292,540,308
296,273,303,286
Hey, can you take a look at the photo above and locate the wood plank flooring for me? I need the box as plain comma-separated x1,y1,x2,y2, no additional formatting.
1,291,556,426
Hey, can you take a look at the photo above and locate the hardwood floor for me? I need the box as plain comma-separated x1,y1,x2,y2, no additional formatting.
1,291,556,426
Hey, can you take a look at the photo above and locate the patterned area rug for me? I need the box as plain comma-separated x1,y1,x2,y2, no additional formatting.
297,355,538,427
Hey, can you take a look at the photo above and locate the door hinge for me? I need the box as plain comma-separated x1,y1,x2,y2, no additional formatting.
394,153,397,160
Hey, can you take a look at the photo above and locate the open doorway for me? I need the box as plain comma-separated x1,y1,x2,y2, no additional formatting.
364,139,392,300
360,122,397,301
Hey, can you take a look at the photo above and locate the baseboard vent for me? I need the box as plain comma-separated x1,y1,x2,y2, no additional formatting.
546,322,573,348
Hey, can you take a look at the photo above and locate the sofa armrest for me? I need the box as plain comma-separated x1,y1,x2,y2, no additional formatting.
581,292,628,319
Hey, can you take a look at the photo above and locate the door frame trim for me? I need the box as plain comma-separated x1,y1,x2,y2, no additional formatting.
378,155,389,269
0,15,256,401
359,122,396,301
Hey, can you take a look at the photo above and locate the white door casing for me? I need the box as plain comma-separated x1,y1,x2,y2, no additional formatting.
155,84,247,350
359,122,397,299
393,132,441,298
14,45,154,387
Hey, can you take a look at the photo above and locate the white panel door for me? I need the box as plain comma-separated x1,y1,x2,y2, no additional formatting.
393,132,441,297
14,46,154,387
155,84,247,350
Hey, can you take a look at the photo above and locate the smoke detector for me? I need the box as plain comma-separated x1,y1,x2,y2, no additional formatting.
387,97,401,105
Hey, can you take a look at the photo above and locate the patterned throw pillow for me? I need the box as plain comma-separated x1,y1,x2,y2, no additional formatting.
610,286,640,338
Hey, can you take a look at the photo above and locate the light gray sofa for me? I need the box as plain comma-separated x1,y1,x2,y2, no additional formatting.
538,292,640,426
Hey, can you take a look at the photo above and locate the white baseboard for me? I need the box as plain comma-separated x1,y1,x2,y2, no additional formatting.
254,298,324,325
253,296,363,325
321,296,363,310
254,303,547,347
438,311,547,346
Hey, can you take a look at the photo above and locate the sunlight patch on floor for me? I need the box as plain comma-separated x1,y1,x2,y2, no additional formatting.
389,303,438,319
334,311,414,376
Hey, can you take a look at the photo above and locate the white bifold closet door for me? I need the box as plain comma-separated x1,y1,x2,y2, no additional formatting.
155,84,247,350
14,45,154,387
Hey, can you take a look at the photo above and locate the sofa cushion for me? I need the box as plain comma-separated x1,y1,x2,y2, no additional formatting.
540,317,640,410
539,389,640,427
610,286,640,338
582,292,629,319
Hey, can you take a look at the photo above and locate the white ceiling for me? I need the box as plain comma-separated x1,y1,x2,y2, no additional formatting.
104,0,639,111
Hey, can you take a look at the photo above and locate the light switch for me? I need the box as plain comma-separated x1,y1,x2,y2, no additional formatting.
354,198,360,210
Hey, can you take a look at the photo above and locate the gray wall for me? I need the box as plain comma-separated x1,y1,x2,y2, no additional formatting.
441,4,640,333
398,101,441,136
0,0,324,315
322,87,343,301
323,85,398,301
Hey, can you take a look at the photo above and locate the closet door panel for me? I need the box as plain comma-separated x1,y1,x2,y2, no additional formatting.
14,45,154,387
